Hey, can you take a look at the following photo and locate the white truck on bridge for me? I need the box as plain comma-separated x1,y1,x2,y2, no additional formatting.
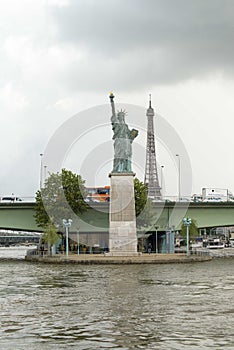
202,188,228,202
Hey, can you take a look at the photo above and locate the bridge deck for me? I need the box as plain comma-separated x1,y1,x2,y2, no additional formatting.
1,202,234,232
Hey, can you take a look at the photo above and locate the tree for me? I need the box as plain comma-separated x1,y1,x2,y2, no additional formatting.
134,178,147,217
34,169,88,229
181,218,199,240
42,221,59,256
134,178,156,229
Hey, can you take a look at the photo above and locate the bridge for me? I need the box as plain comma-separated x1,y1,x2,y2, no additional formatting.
0,233,40,246
1,201,234,233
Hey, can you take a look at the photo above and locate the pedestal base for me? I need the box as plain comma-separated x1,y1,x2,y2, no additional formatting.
109,173,137,256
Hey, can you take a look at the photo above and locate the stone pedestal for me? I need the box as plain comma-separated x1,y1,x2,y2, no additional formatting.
108,173,138,256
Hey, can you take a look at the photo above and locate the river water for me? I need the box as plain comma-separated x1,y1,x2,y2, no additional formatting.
0,251,233,349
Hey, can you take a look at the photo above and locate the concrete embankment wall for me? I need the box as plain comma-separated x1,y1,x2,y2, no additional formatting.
25,253,212,265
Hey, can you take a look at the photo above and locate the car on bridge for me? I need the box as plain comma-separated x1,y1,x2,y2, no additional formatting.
0,196,22,203
202,197,223,202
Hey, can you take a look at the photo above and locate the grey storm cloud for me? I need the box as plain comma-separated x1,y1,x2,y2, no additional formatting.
49,0,234,91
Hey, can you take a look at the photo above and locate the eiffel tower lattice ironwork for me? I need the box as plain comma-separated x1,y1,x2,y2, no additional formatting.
144,95,162,200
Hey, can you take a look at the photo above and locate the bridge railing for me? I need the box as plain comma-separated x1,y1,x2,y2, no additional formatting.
26,249,47,257
26,248,66,258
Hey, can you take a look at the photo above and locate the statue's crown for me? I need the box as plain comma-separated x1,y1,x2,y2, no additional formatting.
117,109,127,116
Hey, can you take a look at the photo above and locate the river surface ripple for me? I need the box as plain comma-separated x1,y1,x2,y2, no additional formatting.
0,258,233,349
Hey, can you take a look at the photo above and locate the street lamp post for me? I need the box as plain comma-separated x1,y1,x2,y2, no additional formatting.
183,217,192,256
155,225,159,254
62,219,72,260
160,165,164,199
39,153,43,190
176,154,181,201
44,165,47,185
77,228,80,255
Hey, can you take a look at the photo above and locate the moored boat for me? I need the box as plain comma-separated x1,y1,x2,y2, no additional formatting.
206,238,225,249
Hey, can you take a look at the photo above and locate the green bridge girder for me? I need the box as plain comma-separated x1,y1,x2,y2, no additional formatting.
1,202,234,233
0,203,39,232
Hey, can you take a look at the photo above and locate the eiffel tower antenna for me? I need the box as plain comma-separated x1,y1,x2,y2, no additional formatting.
144,95,161,200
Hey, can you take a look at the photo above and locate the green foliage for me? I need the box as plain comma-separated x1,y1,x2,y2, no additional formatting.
42,221,59,246
134,178,147,217
34,190,50,228
34,169,88,228
134,178,156,229
136,198,156,229
181,218,199,239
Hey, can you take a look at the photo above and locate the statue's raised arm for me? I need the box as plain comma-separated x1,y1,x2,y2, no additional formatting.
109,92,117,123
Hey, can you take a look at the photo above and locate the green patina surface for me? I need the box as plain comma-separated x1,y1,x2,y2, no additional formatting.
1,202,234,232
109,92,138,173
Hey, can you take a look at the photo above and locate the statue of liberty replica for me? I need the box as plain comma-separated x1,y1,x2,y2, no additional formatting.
109,92,138,173
108,92,139,256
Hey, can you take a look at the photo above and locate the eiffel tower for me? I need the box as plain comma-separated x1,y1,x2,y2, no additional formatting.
144,95,162,200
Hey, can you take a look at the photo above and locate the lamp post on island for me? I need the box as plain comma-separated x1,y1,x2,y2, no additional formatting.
183,217,191,256
155,225,159,254
77,227,80,255
63,219,72,260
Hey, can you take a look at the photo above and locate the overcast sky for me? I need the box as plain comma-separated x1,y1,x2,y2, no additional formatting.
1,0,234,198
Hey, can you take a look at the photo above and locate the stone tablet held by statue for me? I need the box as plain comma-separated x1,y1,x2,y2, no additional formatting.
109,92,138,173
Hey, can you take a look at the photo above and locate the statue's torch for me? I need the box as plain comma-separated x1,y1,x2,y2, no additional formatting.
109,92,116,117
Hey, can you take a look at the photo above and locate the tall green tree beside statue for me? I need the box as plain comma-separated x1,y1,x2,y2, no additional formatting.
34,168,88,229
134,178,156,229
134,178,147,217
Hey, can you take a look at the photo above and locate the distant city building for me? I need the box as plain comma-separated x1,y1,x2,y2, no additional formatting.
86,186,110,202
144,96,161,200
